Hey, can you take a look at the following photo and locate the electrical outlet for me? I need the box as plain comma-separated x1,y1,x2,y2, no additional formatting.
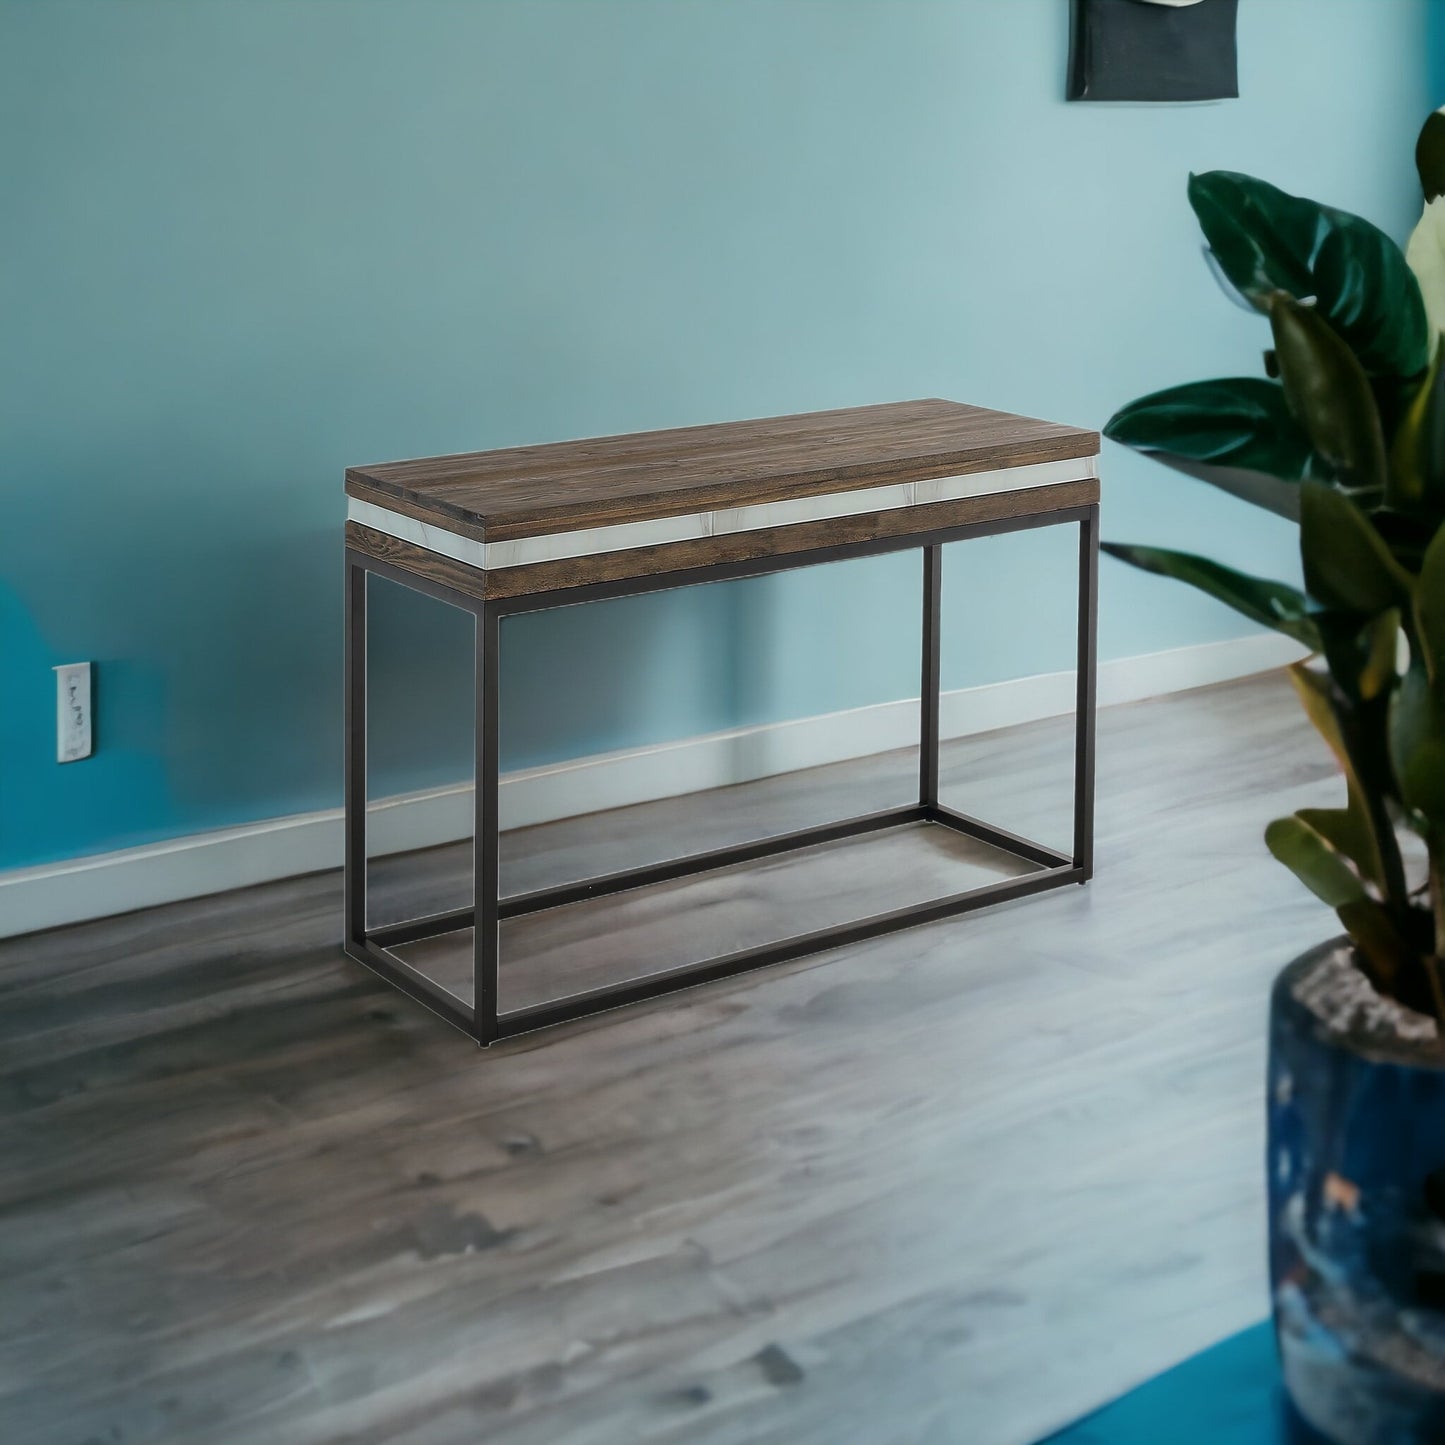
54,662,92,763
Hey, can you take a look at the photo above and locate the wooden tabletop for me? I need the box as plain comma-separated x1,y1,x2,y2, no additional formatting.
346,399,1098,543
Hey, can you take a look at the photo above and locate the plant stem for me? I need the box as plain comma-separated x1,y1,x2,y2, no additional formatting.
1428,832,1445,1033
1367,786,1411,912
1431,832,1445,961
1426,961,1445,1038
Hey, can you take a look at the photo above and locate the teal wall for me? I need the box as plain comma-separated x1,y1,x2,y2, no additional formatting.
0,0,1434,870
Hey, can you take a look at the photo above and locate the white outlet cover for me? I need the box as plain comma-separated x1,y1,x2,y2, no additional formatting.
55,662,92,763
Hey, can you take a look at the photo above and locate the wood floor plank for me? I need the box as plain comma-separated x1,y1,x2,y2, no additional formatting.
0,674,1333,1445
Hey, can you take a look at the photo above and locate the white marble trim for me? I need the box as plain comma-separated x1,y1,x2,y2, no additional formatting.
347,454,1098,571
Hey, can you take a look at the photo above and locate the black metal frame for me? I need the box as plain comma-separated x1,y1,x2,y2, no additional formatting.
344,503,1099,1045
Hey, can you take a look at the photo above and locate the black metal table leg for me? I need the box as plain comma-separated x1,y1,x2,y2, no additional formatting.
1074,506,1100,879
341,547,484,1039
474,605,501,1046
920,543,942,809
344,553,368,954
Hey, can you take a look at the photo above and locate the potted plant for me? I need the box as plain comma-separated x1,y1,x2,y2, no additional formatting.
1103,112,1445,1445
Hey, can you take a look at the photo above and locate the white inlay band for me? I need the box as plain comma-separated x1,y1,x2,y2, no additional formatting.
348,454,1098,571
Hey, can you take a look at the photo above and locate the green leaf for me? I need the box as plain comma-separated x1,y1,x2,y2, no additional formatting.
1101,543,1321,650
1316,608,1401,704
1104,378,1317,520
1336,897,1410,992
1294,661,1404,907
1294,644,1392,890
1290,662,1351,767
1298,806,1385,893
1300,482,1410,615
1266,815,1367,907
1419,111,1445,203
1190,170,1429,378
1368,507,1437,576
1360,609,1402,701
1390,663,1445,824
1271,296,1388,494
1417,526,1445,683
1388,346,1445,513
1407,201,1445,373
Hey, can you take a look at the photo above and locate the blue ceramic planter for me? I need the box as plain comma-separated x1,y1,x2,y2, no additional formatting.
1268,940,1445,1445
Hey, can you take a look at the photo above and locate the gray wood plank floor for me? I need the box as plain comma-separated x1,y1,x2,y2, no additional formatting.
0,673,1334,1445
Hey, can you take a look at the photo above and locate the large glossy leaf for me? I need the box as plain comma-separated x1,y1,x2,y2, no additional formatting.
1419,110,1445,204
1190,170,1429,378
1272,297,1388,494
1300,482,1409,615
1201,247,1259,313
1266,815,1367,907
1101,543,1321,649
1104,378,1316,520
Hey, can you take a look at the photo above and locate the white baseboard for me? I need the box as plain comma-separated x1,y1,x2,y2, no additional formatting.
0,632,1304,939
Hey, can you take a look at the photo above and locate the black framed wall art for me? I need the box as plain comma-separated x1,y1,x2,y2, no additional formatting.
1068,0,1240,103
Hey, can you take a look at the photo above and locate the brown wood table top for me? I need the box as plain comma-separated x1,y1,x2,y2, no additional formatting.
345,399,1099,599
346,398,1099,543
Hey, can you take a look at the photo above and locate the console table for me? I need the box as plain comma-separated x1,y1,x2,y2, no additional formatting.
344,399,1100,1045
